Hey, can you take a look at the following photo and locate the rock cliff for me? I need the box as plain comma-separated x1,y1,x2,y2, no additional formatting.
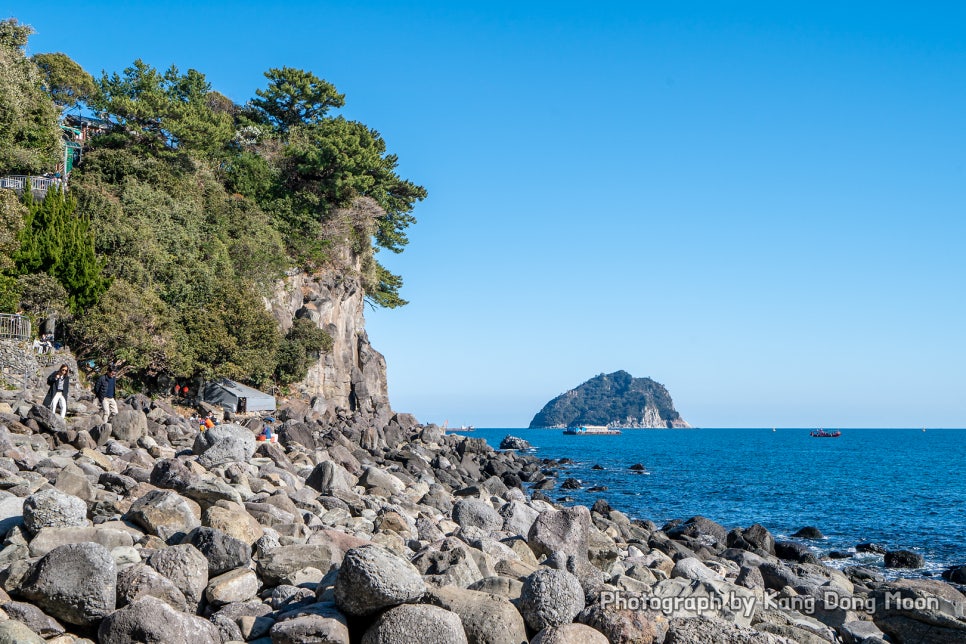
529,370,690,429
265,199,392,428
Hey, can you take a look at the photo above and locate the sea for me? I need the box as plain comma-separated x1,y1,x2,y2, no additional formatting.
470,427,966,579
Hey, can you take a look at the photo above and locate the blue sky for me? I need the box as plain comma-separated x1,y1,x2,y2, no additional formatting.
12,2,966,427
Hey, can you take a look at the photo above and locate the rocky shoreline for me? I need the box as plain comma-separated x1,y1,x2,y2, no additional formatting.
0,379,963,643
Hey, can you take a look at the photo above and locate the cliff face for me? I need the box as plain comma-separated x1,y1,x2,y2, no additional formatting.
529,370,690,429
266,259,392,428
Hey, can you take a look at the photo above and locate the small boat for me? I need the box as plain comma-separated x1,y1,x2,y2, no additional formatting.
448,425,475,432
563,425,621,436
810,429,841,438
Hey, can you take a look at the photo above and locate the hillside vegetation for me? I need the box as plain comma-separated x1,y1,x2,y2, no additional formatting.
0,18,424,389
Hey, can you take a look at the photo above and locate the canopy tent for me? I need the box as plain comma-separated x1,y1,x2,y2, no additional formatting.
203,379,275,413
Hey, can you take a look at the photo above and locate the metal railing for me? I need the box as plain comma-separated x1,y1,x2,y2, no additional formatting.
0,314,31,341
0,175,65,197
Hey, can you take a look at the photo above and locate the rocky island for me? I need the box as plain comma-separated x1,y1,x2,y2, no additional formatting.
529,371,691,429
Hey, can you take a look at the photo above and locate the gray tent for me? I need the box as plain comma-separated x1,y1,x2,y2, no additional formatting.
203,379,275,413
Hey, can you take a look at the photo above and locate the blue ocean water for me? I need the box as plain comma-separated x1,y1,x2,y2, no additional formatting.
472,428,966,577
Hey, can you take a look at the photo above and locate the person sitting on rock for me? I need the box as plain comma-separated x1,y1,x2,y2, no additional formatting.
43,364,70,419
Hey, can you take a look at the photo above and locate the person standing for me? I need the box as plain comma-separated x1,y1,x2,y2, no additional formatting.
95,365,119,424
43,364,70,419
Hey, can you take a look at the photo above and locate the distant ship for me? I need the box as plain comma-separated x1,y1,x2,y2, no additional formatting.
810,429,841,438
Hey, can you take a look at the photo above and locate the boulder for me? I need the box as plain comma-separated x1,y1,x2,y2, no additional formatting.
256,543,338,586
499,436,531,451
427,585,528,644
500,500,540,536
884,549,925,569
126,489,201,537
192,423,256,468
98,596,221,644
28,525,134,557
205,568,259,605
791,526,825,539
305,460,358,494
664,616,779,643
532,623,610,644
666,516,728,548
0,620,45,644
452,498,502,533
111,409,147,442
21,489,88,535
362,604,468,644
117,563,188,611
334,544,426,616
270,613,350,644
871,578,966,643
528,506,591,561
148,543,209,609
726,524,776,556
520,568,585,631
180,526,251,576
774,541,819,564
19,542,117,626
1,601,65,638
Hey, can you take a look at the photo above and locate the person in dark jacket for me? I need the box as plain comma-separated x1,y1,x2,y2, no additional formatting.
43,364,70,418
94,365,118,424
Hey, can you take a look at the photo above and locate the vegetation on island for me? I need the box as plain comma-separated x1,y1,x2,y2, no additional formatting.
0,18,425,390
529,370,686,428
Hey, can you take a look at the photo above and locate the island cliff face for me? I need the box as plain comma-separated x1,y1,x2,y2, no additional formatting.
529,370,690,429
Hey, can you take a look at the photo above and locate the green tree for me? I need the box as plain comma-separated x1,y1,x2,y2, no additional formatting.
250,67,344,135
15,272,69,330
31,52,98,108
0,19,61,174
92,60,233,155
15,188,107,312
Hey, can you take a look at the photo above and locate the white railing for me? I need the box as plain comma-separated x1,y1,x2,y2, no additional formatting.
0,175,65,196
0,314,31,341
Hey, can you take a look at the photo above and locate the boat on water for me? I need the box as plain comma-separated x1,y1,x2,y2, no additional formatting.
563,425,621,436
810,429,841,438
448,425,475,432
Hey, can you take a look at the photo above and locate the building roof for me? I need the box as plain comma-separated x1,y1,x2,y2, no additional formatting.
215,379,274,401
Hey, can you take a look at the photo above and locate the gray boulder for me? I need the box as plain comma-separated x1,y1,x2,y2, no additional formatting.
520,568,585,631
256,543,338,586
192,423,256,467
181,526,251,576
334,544,426,616
362,604,468,644
427,585,528,644
1,601,65,638
111,409,147,441
0,620,45,644
528,506,591,561
98,596,221,644
884,549,925,569
148,543,209,610
270,613,350,644
126,489,201,537
532,623,609,644
118,562,188,611
19,542,117,626
453,498,503,533
22,488,88,535
306,460,359,494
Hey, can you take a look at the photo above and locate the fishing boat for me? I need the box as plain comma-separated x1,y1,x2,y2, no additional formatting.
810,429,841,438
563,425,621,436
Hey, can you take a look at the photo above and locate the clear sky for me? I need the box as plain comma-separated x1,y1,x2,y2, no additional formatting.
11,2,966,428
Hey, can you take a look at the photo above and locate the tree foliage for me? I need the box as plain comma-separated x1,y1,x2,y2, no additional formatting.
32,52,98,107
250,67,344,134
0,19,60,174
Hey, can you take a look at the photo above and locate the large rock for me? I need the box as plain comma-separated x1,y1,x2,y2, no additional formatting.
664,616,780,643
427,585,528,644
98,596,221,644
19,542,117,626
192,423,256,468
884,549,925,569
28,525,134,557
256,543,337,586
334,544,426,616
0,620,45,644
148,543,209,609
127,489,201,537
22,488,88,535
362,604,468,644
111,409,147,441
726,524,776,556
666,516,728,548
651,578,757,629
117,563,188,611
520,568,585,631
1,601,65,638
305,460,359,494
528,506,591,561
205,568,259,605
181,526,251,576
270,613,350,644
532,623,610,644
871,578,966,644
500,501,540,536
203,500,264,545
453,498,503,533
